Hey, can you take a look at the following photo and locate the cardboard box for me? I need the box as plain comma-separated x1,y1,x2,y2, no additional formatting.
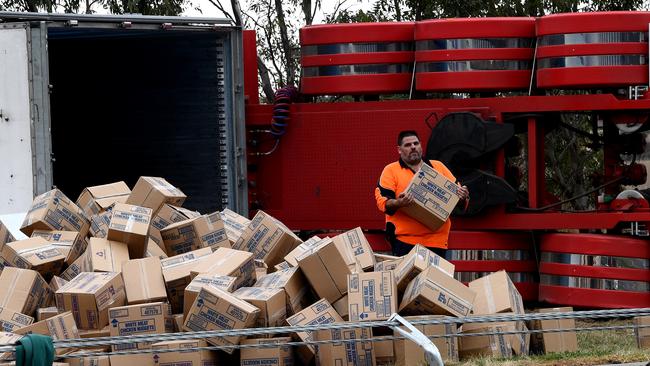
394,244,455,293
161,212,230,255
635,316,650,349
529,307,578,354
145,238,168,259
107,203,153,258
459,320,529,359
254,259,268,281
64,351,110,366
0,332,26,360
15,311,79,341
469,270,524,315
297,239,356,304
255,267,312,316
0,307,33,332
20,189,90,238
274,261,291,271
61,238,130,281
49,276,68,293
399,266,475,317
183,274,236,319
1,237,67,278
394,315,458,365
240,337,293,366
109,302,172,351
284,236,324,267
234,210,302,267
0,267,53,316
126,176,186,214
37,307,59,321
401,163,461,231
220,208,251,246
122,256,167,305
189,247,256,290
76,181,131,219
172,313,184,332
0,221,15,249
109,353,154,366
78,325,110,338
333,294,349,320
183,285,260,354
149,204,200,247
151,339,217,365
348,271,397,321
89,211,111,239
30,230,88,266
375,258,402,272
374,338,394,366
314,327,375,366
15,311,78,356
332,227,376,271
233,287,286,328
285,298,343,359
151,204,200,233
160,247,214,313
375,253,399,262
55,272,126,330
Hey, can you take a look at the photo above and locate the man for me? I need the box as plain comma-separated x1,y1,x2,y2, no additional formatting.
375,130,469,257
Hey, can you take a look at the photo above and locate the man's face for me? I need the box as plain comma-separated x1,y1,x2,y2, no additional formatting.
398,135,422,165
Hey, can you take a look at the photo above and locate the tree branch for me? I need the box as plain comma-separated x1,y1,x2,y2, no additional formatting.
273,0,295,85
257,56,276,103
207,0,235,23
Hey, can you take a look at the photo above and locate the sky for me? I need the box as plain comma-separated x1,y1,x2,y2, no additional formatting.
180,0,373,24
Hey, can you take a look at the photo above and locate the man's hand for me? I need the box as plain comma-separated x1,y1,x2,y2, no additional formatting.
457,185,469,201
385,192,414,213
396,192,414,208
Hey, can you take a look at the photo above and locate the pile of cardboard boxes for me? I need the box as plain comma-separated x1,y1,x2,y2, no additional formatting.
0,175,599,366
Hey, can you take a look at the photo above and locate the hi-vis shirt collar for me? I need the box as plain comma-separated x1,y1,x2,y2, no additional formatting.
398,158,433,173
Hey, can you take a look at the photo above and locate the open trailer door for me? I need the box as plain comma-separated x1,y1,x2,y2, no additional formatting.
0,21,52,215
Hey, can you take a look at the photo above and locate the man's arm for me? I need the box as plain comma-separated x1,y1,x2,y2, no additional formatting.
375,166,404,215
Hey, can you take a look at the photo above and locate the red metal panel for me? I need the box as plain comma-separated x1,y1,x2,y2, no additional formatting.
300,22,414,45
416,17,535,38
539,285,650,309
301,52,414,67
246,95,650,231
536,43,647,58
448,231,532,250
537,66,648,89
301,74,412,95
515,282,539,302
452,260,537,273
243,30,259,105
540,233,650,258
536,11,650,35
416,49,534,62
416,71,532,92
540,262,649,282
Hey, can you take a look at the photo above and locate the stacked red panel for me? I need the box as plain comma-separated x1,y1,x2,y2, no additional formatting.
536,11,650,89
299,22,415,95
539,233,650,308
415,17,536,92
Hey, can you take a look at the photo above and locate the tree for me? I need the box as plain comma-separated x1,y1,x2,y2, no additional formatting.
0,0,189,15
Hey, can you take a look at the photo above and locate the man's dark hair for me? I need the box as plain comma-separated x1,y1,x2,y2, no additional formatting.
397,130,419,146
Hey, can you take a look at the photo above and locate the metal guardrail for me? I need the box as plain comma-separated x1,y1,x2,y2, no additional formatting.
0,307,647,359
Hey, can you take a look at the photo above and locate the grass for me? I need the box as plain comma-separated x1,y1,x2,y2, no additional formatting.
445,319,650,366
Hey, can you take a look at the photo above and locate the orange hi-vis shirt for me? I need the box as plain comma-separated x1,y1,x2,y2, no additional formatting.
375,159,456,249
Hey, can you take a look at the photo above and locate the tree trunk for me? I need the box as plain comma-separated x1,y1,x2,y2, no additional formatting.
258,56,276,103
274,0,295,86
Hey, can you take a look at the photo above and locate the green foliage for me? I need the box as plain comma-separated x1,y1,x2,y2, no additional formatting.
326,0,643,23
0,0,187,15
